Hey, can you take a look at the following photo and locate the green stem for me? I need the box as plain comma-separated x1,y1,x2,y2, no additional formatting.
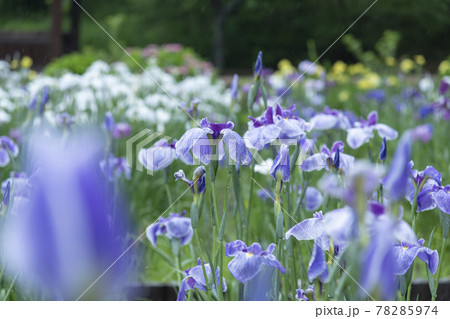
432,236,448,301
3,272,19,301
246,166,256,242
194,230,212,300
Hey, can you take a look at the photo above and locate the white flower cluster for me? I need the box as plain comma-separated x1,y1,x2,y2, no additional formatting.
0,60,231,130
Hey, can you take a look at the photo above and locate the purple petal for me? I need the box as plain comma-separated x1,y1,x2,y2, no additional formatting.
244,125,280,151
263,254,286,274
228,252,264,283
221,129,252,165
146,223,160,247
310,114,338,130
308,240,329,282
346,127,374,149
301,153,327,172
304,187,323,212
432,187,450,214
175,127,210,159
0,148,10,167
225,240,247,257
374,124,398,140
165,217,192,239
417,246,439,274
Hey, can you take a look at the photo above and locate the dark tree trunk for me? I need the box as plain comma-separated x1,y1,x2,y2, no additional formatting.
212,0,245,71
64,0,82,53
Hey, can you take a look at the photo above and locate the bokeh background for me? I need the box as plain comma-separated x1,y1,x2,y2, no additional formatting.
1,0,449,71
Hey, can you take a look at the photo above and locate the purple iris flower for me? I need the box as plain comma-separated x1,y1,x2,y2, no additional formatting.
103,112,115,133
296,284,315,301
285,211,329,250
56,112,76,129
146,211,193,248
432,97,450,120
346,111,398,149
382,132,412,201
412,124,433,143
366,89,385,103
320,161,383,208
177,258,227,301
139,139,192,172
99,154,131,181
230,74,239,100
29,94,37,110
303,186,323,212
254,51,263,77
174,166,206,194
270,144,290,182
0,136,19,167
2,130,129,300
392,239,439,276
113,122,131,139
175,118,251,165
1,172,31,215
309,106,351,131
244,104,312,150
438,77,450,95
301,141,354,174
379,137,387,161
225,240,286,283
39,86,49,115
406,162,450,214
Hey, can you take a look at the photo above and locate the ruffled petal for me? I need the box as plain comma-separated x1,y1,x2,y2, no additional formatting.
374,124,398,140
432,187,450,214
392,244,420,275
300,153,327,172
180,228,194,246
165,217,192,239
263,254,286,274
244,125,280,151
146,222,161,247
227,252,264,283
285,214,329,250
175,127,210,160
310,114,338,130
308,240,329,282
221,129,252,165
225,240,247,257
176,277,188,301
346,127,374,149
417,246,439,274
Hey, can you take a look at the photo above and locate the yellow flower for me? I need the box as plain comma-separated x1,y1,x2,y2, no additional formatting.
20,56,33,69
10,59,19,70
328,72,349,84
315,65,325,77
357,72,380,90
438,60,450,75
386,75,399,86
399,59,415,73
331,61,346,74
385,57,396,67
276,59,296,76
28,70,37,80
347,63,367,75
338,90,350,102
414,55,426,66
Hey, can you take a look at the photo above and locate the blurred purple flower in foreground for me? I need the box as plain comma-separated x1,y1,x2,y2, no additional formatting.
177,258,227,301
146,211,193,247
225,240,285,283
2,130,129,300
0,136,19,167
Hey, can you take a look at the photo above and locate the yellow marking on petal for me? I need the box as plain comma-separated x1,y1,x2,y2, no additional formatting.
402,246,408,250
246,252,253,257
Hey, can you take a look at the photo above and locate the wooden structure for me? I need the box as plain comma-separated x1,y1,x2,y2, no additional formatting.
0,0,80,68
